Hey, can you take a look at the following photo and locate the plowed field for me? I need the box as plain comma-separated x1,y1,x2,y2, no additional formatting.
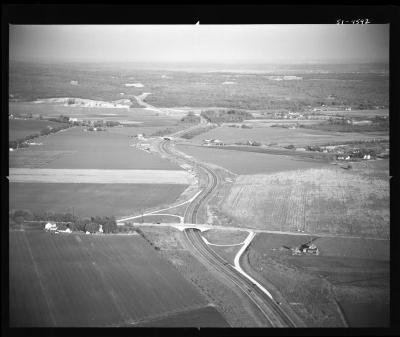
9,230,212,327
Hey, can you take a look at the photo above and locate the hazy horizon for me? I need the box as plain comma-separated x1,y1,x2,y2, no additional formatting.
10,24,389,65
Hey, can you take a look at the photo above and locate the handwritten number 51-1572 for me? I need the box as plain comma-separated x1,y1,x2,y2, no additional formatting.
337,19,370,25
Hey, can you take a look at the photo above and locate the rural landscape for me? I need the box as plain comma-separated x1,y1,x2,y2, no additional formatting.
7,24,390,328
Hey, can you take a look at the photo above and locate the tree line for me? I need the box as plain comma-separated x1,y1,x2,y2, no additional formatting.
10,210,118,234
9,115,71,150
200,109,253,124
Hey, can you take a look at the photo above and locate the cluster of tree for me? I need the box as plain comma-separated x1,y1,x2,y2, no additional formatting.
40,123,70,136
150,128,177,137
11,112,34,119
12,209,35,224
200,109,253,124
105,120,120,127
64,216,117,233
9,133,39,149
47,115,70,123
301,121,388,133
180,111,200,124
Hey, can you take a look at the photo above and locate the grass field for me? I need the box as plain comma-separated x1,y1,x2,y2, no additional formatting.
202,229,248,245
9,230,216,327
9,127,182,170
9,119,68,142
176,144,328,175
188,125,388,147
245,233,389,327
221,165,389,238
9,183,188,218
9,168,192,184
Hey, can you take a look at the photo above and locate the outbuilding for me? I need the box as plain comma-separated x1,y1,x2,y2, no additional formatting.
45,222,57,231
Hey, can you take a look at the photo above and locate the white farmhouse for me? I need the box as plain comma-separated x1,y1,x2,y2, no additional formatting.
99,225,104,233
45,222,57,231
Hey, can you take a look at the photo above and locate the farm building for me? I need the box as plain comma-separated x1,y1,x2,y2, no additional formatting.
45,222,57,231
293,243,319,256
59,228,72,234
203,139,224,146
99,225,104,233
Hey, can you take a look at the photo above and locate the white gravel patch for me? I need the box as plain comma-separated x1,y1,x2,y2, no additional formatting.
125,83,144,88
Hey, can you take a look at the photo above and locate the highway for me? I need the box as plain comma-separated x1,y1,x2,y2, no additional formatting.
159,139,298,327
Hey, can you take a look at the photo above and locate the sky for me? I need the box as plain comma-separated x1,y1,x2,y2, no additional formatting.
9,24,389,64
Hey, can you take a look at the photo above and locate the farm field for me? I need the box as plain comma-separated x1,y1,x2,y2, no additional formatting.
9,230,215,327
244,232,389,327
188,125,388,147
9,183,188,218
176,143,329,175
9,119,68,142
9,127,182,170
9,168,192,185
221,165,389,238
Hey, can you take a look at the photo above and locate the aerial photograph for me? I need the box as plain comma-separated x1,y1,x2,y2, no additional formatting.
7,22,389,328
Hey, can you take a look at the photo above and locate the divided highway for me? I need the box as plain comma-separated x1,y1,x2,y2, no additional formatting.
159,139,297,327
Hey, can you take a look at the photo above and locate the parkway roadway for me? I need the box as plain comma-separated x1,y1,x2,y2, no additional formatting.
157,138,300,327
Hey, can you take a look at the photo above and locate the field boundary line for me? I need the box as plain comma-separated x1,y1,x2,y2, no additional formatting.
127,303,211,327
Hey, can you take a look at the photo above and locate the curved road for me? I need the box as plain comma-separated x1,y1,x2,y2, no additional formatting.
159,139,297,327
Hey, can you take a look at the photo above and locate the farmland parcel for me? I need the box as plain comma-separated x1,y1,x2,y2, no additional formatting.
9,127,182,170
220,166,389,238
9,230,229,327
9,183,188,217
243,233,389,327
176,144,329,175
8,168,193,184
